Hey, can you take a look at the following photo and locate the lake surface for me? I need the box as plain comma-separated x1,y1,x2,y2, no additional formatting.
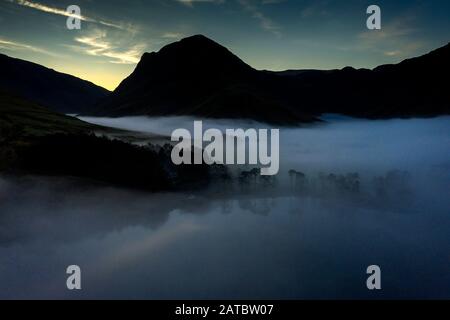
0,116,449,299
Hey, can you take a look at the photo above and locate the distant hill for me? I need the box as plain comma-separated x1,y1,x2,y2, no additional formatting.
0,90,98,137
90,35,450,124
277,43,450,118
0,53,110,114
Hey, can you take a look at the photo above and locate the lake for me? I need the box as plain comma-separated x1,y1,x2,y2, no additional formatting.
0,115,449,299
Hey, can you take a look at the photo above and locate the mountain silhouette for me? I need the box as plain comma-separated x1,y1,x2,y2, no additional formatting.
91,35,450,123
277,42,450,118
0,53,109,114
62,35,450,123
91,35,317,124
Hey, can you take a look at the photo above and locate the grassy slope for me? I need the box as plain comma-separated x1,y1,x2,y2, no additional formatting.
0,90,217,191
0,90,98,136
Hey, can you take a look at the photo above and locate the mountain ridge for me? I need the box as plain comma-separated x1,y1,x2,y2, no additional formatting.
2,35,448,124
0,53,110,114
89,35,450,123
91,35,317,124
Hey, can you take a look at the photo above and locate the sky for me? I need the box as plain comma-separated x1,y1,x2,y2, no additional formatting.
0,0,449,91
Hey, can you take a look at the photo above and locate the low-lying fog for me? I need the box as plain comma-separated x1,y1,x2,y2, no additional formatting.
0,115,449,299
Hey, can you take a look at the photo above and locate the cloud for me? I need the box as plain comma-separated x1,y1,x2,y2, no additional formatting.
358,17,417,42
0,37,58,56
261,0,286,4
162,32,185,39
238,0,281,37
176,0,225,7
357,14,424,59
7,0,83,19
175,0,282,36
72,29,146,64
300,0,330,18
7,0,138,33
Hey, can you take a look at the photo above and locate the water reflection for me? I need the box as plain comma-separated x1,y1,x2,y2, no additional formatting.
0,116,449,299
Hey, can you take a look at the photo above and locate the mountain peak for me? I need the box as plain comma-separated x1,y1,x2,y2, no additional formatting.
139,34,246,66
139,34,219,60
163,34,223,50
124,34,255,89
178,34,218,44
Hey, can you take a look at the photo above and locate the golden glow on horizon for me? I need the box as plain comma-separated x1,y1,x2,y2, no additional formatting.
48,61,133,91
0,48,132,90
70,70,125,91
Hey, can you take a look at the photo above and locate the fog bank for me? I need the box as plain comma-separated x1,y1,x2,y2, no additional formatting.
0,116,449,299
